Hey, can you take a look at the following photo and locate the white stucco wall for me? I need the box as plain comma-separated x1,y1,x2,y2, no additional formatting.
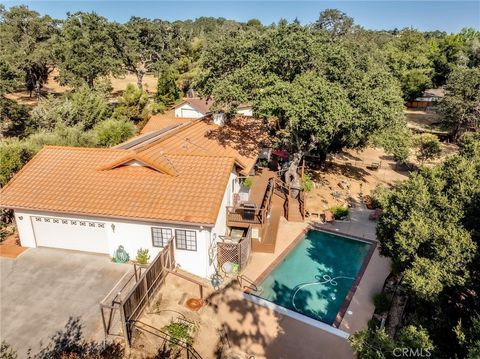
206,171,238,278
174,103,204,118
13,209,213,278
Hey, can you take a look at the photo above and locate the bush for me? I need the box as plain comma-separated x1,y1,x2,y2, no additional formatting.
243,177,253,188
414,133,442,164
93,118,136,147
0,139,37,187
31,86,111,131
302,173,314,192
136,248,150,265
163,321,194,345
114,83,161,124
373,292,391,313
370,184,389,209
330,205,349,219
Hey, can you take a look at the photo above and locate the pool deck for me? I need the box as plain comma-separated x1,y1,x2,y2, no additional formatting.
239,205,391,357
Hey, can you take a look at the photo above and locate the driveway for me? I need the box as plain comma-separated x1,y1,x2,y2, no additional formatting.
0,247,131,356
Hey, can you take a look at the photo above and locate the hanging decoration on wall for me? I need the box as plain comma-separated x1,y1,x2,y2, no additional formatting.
113,245,130,263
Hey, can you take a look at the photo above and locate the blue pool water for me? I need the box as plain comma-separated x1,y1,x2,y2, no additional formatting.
254,230,371,325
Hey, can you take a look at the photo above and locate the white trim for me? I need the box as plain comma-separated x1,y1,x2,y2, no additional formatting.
243,293,350,339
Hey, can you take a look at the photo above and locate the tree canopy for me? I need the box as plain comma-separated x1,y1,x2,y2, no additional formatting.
55,12,121,88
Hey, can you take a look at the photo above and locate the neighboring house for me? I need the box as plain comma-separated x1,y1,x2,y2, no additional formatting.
236,104,253,117
406,88,445,109
174,98,254,125
0,117,268,279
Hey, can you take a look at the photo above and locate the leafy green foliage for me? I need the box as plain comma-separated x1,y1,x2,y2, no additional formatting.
242,177,253,188
156,65,181,107
302,173,314,192
197,22,405,160
376,150,479,299
55,12,121,88
0,5,56,98
111,17,180,89
93,118,136,147
163,321,194,345
113,83,159,124
414,133,442,164
330,205,349,219
31,86,111,131
373,292,390,313
350,326,433,359
135,248,150,265
383,29,434,100
313,9,354,38
0,139,37,187
0,97,33,138
439,66,480,140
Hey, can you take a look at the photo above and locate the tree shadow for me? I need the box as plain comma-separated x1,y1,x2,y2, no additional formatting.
30,317,123,359
204,117,270,157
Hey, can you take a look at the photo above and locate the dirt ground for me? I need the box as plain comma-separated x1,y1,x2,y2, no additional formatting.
304,144,459,214
5,69,158,106
304,148,409,213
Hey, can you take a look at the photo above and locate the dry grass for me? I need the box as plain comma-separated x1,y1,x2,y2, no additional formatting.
4,69,158,106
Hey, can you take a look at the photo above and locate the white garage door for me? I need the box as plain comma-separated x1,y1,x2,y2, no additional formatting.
31,216,109,254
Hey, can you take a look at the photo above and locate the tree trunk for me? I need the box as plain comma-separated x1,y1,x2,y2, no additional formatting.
136,64,147,90
136,71,144,90
284,152,302,199
34,83,41,103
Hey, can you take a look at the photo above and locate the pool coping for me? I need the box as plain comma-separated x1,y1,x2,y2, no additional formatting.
244,225,377,331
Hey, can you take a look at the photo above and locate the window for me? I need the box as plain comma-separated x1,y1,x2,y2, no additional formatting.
151,227,172,247
175,229,197,251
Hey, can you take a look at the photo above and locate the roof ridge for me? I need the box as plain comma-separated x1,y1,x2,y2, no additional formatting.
134,119,207,152
43,145,127,153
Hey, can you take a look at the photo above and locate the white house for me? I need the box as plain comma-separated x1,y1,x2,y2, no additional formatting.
174,98,253,125
0,117,267,279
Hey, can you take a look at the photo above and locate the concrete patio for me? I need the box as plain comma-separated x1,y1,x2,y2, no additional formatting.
0,247,130,356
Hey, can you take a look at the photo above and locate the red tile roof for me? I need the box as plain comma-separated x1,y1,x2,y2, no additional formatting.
0,147,234,225
0,117,268,225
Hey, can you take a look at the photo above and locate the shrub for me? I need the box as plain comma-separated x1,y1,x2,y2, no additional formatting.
330,205,349,219
113,84,160,124
370,184,389,209
302,173,314,192
373,292,391,313
414,133,442,164
163,321,194,345
243,177,253,188
135,248,150,265
93,118,136,147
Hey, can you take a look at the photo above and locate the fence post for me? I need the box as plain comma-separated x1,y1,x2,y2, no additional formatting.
119,300,130,350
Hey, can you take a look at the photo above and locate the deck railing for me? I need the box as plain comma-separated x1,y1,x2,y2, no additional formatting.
226,206,266,225
226,177,275,226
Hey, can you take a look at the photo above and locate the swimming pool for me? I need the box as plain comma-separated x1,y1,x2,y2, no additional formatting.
252,230,372,326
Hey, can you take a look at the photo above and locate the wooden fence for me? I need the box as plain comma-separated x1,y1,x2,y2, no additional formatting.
121,240,175,344
100,240,175,346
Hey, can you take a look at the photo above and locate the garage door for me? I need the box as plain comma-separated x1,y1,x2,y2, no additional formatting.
31,216,109,254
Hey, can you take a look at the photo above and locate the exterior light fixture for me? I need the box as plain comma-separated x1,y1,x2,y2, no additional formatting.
111,223,115,232
18,216,23,220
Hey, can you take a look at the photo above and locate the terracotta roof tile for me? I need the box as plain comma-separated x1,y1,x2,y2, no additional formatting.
141,111,196,134
0,146,234,225
0,116,268,225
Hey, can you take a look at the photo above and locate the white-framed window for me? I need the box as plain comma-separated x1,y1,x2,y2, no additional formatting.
175,229,197,251
151,227,172,247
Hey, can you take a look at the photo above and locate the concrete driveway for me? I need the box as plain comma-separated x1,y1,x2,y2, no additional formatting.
0,247,131,356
